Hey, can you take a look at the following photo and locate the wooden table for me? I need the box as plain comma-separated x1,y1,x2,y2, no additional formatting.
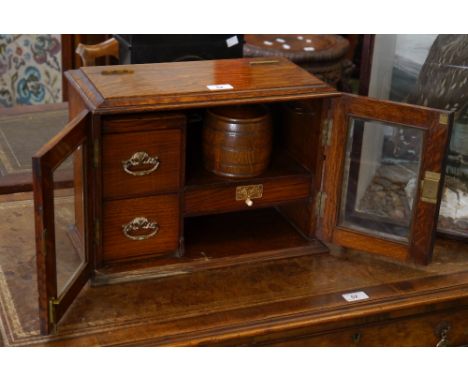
0,61,466,346
0,191,468,346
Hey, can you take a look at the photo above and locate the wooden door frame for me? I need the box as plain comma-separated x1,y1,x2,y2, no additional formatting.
320,93,452,265
33,109,92,334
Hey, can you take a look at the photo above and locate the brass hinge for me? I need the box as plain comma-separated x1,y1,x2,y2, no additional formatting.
95,218,100,245
321,118,333,147
48,297,59,325
421,171,441,204
93,139,100,168
315,191,327,218
439,113,448,125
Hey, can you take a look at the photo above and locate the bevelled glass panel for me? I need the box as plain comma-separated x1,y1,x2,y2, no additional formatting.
338,117,424,242
53,145,86,296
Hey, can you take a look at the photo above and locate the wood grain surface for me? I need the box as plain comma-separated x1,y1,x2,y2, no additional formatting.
184,176,311,216
102,194,180,262
26,56,458,339
102,129,183,199
66,57,339,113
202,105,272,178
2,191,468,346
320,94,452,264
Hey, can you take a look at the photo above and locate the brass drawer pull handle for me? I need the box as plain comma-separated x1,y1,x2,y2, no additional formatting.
436,325,451,347
122,152,160,176
122,217,159,241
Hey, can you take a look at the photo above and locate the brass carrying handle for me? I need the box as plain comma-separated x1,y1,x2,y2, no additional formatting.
101,69,134,75
249,60,280,65
122,152,160,176
122,217,159,241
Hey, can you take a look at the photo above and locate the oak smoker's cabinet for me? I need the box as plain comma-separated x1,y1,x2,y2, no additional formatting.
33,58,453,334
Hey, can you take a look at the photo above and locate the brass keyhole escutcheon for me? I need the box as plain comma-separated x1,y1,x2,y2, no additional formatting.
236,185,263,207
352,332,362,345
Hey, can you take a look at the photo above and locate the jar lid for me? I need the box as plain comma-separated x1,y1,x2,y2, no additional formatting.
207,104,269,123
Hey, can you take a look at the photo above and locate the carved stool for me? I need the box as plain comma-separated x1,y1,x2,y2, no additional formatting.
243,34,351,90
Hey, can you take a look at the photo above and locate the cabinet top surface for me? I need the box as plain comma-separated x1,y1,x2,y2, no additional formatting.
68,57,339,112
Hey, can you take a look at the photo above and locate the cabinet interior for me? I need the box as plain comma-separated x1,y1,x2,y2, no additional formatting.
183,99,324,246
92,98,329,279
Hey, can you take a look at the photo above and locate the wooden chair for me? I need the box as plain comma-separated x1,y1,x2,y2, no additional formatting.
75,37,119,66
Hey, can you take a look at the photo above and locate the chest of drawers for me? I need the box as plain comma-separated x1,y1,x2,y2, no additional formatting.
32,58,453,334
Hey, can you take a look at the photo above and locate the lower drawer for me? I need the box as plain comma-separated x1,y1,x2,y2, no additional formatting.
102,194,180,262
184,176,311,216
260,306,468,346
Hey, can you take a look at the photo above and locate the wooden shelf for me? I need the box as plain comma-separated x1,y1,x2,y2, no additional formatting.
185,150,311,188
184,152,313,216
92,208,327,285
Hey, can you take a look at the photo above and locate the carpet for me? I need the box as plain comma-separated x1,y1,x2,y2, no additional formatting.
0,107,69,176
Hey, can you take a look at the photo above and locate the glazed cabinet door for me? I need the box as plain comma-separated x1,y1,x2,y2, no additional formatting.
33,110,92,334
319,94,452,264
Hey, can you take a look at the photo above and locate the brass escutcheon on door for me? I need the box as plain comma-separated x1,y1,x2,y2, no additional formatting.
236,184,263,207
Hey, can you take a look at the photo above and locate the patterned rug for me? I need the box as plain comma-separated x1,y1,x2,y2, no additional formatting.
0,35,62,108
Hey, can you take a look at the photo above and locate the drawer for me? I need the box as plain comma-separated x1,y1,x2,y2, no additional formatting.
103,112,186,134
102,129,183,199
184,176,311,216
102,194,180,262
258,306,468,346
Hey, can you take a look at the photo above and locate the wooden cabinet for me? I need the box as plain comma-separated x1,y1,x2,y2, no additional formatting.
32,57,454,335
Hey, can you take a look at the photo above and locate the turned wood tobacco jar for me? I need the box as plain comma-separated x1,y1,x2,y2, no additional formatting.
202,104,273,178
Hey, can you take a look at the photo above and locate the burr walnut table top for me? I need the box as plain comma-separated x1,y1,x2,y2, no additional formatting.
1,192,468,346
